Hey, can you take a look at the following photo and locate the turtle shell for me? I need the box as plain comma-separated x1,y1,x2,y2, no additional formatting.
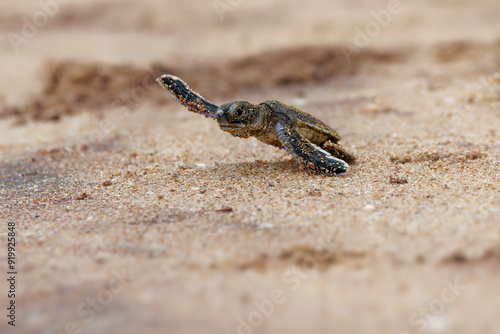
262,100,341,145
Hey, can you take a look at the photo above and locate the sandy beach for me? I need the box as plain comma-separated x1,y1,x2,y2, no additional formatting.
1,1,500,333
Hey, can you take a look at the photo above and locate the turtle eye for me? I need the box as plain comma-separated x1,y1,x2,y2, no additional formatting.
229,106,248,122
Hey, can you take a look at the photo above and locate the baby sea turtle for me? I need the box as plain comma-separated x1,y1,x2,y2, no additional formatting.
157,74,355,175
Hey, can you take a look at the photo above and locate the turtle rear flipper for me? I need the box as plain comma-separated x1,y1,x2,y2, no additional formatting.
322,140,356,165
276,123,349,175
157,74,218,118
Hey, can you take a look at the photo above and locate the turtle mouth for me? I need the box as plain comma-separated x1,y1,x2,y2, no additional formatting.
219,124,245,130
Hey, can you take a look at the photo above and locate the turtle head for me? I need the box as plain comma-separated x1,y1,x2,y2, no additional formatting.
215,101,264,136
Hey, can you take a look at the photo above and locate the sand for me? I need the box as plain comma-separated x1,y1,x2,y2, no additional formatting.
1,0,500,333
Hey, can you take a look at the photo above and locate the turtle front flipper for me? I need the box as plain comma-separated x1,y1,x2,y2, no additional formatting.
276,123,349,175
157,74,218,118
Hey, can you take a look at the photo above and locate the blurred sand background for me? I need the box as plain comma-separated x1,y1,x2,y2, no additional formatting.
1,0,500,333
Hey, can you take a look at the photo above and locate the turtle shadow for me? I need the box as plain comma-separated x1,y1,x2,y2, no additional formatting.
197,159,304,179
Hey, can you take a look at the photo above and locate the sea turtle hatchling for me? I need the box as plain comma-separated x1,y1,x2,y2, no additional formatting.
157,74,356,176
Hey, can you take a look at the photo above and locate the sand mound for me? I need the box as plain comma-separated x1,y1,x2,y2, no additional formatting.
4,39,500,123
2,45,411,122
